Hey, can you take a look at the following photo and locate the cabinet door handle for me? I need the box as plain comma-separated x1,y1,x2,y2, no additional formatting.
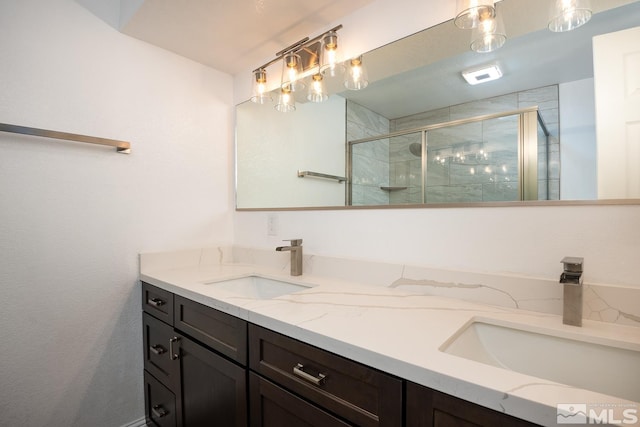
152,405,168,418
293,363,326,386
150,345,166,355
148,297,165,307
169,337,180,360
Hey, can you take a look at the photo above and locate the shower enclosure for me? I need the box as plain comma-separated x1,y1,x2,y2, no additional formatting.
348,108,552,205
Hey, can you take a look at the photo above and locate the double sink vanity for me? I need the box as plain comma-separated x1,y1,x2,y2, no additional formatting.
140,248,640,426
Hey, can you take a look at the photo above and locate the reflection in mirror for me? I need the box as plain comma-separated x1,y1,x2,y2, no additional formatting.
236,96,346,208
236,0,640,209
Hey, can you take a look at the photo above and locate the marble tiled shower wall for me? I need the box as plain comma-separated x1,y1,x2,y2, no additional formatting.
348,86,560,205
347,101,391,205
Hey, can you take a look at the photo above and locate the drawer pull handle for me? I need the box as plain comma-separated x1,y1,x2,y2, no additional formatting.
293,363,326,386
152,405,168,418
148,298,165,307
150,345,166,356
169,337,180,360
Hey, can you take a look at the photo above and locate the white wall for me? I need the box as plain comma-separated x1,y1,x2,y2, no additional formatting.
559,78,597,200
0,0,234,425
233,0,640,289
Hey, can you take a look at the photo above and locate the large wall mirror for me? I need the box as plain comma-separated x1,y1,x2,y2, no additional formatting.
236,0,640,209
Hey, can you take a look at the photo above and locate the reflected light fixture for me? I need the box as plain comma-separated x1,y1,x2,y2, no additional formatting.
454,0,495,29
470,8,506,53
275,85,295,113
250,68,271,104
344,56,368,90
548,0,592,32
308,73,328,103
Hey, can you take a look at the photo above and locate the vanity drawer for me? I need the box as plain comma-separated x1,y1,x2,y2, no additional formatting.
248,324,402,427
142,282,174,325
250,372,353,427
143,312,180,389
144,370,177,427
174,295,247,365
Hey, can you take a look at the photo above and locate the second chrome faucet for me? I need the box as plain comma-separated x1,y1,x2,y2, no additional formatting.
276,239,303,276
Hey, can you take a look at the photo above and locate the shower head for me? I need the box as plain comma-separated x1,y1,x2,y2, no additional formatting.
409,142,422,157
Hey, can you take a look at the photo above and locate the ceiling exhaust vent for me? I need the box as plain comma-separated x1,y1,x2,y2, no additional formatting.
462,64,503,85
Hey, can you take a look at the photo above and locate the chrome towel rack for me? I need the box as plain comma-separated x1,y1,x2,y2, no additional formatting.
0,123,131,154
297,170,346,183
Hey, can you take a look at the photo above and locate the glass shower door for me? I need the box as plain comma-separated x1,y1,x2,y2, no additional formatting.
425,114,524,203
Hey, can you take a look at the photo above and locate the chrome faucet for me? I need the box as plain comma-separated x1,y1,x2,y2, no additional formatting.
276,239,303,276
559,257,584,326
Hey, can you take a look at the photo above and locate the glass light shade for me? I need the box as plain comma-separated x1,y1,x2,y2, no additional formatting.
548,0,592,32
344,57,368,90
454,0,495,29
307,73,328,103
275,85,295,112
320,31,345,78
470,12,506,53
281,52,305,92
250,69,272,104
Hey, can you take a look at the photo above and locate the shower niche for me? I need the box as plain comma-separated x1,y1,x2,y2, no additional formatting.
347,88,557,206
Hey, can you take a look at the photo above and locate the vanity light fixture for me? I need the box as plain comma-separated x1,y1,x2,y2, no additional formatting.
548,0,592,32
462,64,503,85
454,0,495,29
250,25,345,110
320,30,345,77
344,56,369,90
470,8,506,53
250,68,272,104
282,51,305,92
308,73,329,103
275,84,296,112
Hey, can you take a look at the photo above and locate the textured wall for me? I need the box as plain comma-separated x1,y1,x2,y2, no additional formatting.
0,0,234,425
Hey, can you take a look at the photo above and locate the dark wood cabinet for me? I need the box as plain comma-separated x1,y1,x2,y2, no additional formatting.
249,373,353,427
406,381,539,427
144,371,177,427
249,323,402,427
178,336,247,427
142,281,540,427
142,282,248,427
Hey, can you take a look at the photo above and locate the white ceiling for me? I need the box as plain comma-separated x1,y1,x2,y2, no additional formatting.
119,0,374,75
116,0,640,119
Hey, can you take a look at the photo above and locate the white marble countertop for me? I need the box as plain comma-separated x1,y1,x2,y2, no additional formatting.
140,262,640,426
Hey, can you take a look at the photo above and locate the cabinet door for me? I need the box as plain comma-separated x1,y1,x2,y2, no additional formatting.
406,382,539,427
249,373,352,427
178,336,248,427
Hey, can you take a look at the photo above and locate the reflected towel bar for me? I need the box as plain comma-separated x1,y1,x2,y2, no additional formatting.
0,123,131,154
297,170,346,183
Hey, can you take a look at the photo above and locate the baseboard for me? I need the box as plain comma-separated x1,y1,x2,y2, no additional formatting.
121,416,147,427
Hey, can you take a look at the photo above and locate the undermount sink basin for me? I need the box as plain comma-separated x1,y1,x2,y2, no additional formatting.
441,319,640,402
204,276,310,299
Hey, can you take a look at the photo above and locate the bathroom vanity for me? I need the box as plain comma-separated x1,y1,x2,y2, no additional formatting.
142,281,538,426
139,250,640,427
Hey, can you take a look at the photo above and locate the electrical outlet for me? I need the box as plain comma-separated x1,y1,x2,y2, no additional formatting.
267,214,278,236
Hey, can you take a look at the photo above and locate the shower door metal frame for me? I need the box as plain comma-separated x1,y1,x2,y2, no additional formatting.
519,110,539,201
347,107,540,205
